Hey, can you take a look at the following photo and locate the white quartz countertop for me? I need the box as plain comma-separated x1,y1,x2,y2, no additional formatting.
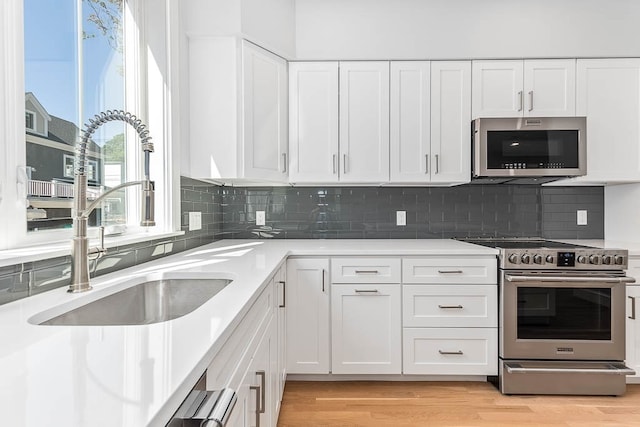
0,239,497,427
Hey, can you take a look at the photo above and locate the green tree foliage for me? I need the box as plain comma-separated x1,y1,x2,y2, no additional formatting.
103,132,125,163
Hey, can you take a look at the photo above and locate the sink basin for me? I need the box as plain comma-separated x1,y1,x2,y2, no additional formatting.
39,278,232,326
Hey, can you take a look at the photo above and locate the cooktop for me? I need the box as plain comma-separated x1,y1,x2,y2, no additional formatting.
462,239,594,250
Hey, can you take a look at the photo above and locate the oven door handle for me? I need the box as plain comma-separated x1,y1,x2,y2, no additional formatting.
504,362,636,376
505,274,636,284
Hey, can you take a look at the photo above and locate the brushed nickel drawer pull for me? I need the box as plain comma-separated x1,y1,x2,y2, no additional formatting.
439,350,464,355
438,270,463,274
630,295,637,320
355,270,380,274
278,280,286,308
355,289,379,294
438,304,463,309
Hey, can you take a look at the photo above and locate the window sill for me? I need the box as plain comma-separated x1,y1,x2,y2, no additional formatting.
0,230,185,268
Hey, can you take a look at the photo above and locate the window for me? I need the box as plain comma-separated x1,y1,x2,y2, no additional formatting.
0,0,178,250
25,111,34,131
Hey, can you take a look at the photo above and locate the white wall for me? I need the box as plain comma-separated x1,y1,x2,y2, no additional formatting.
295,0,640,60
180,0,295,58
605,184,640,242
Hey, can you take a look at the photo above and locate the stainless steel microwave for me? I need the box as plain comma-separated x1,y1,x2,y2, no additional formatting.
472,117,587,182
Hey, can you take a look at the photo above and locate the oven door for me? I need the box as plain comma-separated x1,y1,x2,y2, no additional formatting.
500,271,632,361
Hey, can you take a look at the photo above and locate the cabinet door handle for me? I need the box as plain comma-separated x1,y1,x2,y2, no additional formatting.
439,350,464,355
249,385,261,427
322,269,325,293
282,153,287,173
425,154,429,174
355,289,379,294
435,154,439,174
630,296,637,320
343,154,348,174
517,91,523,112
355,270,379,274
438,270,463,274
256,370,265,413
528,91,534,112
333,154,337,174
278,280,286,308
438,304,464,309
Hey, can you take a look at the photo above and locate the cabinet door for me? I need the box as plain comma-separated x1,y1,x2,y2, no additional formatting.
523,59,576,117
289,62,339,183
430,61,471,184
627,285,640,383
331,284,402,374
286,258,330,374
275,266,287,410
247,318,274,427
472,60,524,118
243,41,288,182
339,62,390,183
575,59,640,183
390,61,431,182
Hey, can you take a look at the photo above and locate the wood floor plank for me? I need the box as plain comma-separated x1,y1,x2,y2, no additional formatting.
277,381,640,426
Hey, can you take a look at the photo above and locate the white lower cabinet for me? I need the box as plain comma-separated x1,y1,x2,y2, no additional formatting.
331,284,402,374
403,327,498,375
626,283,640,384
286,258,331,374
401,256,499,377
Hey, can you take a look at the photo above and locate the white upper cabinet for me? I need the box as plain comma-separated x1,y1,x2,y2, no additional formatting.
289,61,390,184
188,38,288,183
472,59,575,118
430,61,472,184
390,61,470,184
288,62,340,183
570,58,640,183
390,62,431,182
243,41,289,181
339,61,390,183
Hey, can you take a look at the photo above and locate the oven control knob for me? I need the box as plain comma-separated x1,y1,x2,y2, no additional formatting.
545,255,555,263
521,254,531,264
577,255,587,264
508,254,519,264
614,255,625,265
602,255,612,265
589,254,601,265
533,254,543,264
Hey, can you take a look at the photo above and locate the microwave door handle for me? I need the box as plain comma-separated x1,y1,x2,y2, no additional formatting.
505,274,636,284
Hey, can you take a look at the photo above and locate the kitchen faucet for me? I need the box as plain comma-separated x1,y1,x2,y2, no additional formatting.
69,110,155,293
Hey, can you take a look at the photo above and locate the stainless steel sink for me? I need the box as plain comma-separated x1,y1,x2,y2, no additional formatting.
39,278,232,326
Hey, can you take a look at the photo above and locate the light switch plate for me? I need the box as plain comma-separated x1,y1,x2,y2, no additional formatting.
188,211,202,231
396,211,406,226
256,211,266,226
577,210,588,226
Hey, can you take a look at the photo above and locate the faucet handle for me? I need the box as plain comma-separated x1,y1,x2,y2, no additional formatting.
88,226,107,260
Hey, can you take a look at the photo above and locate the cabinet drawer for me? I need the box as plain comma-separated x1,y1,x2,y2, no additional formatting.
403,257,497,284
403,285,497,327
403,328,498,375
331,258,401,283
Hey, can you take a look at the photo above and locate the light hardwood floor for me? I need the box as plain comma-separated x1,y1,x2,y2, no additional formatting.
277,381,640,426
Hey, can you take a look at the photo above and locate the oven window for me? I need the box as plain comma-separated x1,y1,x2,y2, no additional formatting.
486,130,579,170
517,287,611,340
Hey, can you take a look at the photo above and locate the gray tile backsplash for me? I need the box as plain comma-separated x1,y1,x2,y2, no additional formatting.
0,178,604,305
222,185,603,240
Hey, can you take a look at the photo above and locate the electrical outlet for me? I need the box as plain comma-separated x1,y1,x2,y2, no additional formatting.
577,210,588,226
188,211,202,231
396,211,406,226
256,211,266,226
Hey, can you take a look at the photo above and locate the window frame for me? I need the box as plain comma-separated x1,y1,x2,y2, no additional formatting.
0,0,180,251
25,109,35,131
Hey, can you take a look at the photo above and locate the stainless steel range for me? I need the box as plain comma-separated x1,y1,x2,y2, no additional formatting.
465,238,636,395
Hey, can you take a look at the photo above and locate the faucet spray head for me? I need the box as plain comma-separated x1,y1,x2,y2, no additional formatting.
141,179,155,227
